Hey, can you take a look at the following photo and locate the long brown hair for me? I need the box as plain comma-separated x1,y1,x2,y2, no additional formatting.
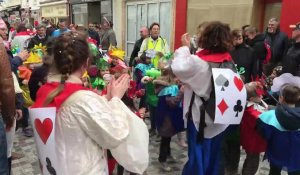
43,31,89,106
198,21,233,53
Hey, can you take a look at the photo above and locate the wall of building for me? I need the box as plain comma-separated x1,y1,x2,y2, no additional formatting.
112,0,125,49
280,0,300,37
4,0,21,7
174,0,187,49
88,2,101,24
186,0,254,34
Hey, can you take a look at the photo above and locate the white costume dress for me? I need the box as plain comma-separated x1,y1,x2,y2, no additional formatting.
171,46,229,175
33,75,148,175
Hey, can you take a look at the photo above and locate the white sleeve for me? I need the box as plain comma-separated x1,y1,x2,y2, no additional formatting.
138,39,147,57
171,46,212,98
66,91,129,149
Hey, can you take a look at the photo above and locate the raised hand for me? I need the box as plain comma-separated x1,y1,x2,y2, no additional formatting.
181,33,191,47
110,74,130,99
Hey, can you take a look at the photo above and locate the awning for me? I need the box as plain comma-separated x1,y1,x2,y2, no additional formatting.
5,5,21,11
39,0,68,7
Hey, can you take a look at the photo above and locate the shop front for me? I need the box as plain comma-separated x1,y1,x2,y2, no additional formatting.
125,0,175,57
70,0,112,27
40,1,69,25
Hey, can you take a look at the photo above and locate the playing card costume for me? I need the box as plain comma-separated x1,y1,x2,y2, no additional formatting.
31,75,149,175
172,46,246,175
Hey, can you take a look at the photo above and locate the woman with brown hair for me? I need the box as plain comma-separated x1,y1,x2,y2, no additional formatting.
32,31,148,174
171,21,234,175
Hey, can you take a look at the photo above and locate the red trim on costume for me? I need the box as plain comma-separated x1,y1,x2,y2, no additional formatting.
15,31,31,36
32,82,89,109
196,49,232,63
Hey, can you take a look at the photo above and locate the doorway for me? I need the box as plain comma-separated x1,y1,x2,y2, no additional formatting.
125,0,173,58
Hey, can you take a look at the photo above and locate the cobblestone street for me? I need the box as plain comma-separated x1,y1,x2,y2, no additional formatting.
11,120,287,175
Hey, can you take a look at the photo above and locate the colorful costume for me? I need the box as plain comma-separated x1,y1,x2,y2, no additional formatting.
257,106,300,173
240,102,267,154
154,83,184,137
134,63,154,90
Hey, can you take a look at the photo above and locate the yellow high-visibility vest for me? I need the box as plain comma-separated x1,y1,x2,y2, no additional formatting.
144,37,166,68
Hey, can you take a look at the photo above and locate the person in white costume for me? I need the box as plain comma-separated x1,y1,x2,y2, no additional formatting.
32,31,148,175
171,21,233,175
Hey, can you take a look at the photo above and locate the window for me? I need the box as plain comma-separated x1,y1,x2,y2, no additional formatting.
126,0,173,58
72,4,88,27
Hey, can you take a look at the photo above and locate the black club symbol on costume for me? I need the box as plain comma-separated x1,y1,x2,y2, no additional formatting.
233,100,243,117
46,157,56,175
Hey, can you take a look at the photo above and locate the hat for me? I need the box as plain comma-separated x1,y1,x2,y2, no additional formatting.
0,18,7,29
88,42,99,57
23,52,42,64
95,57,110,71
271,73,300,92
108,46,125,61
289,22,300,30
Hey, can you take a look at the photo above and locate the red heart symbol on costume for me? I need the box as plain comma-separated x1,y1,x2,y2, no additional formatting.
234,76,244,92
34,118,53,144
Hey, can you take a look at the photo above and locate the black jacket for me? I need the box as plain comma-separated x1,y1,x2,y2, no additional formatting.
276,105,300,130
282,42,300,76
28,35,49,50
129,38,144,67
28,64,49,101
265,29,289,63
248,34,267,61
88,29,100,46
230,44,256,83
248,34,267,77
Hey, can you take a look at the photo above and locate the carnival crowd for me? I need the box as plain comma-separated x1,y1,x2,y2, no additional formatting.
0,16,300,175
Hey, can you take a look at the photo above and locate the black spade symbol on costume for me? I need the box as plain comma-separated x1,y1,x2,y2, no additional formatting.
46,157,56,175
215,74,229,91
234,100,243,117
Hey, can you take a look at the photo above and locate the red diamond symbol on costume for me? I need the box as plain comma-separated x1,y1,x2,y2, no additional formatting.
218,99,228,115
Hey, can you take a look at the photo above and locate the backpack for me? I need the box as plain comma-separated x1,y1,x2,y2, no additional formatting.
186,60,245,143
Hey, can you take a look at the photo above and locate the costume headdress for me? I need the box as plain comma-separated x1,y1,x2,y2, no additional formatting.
96,56,110,71
271,73,300,92
108,46,125,61
23,44,46,64
88,42,99,57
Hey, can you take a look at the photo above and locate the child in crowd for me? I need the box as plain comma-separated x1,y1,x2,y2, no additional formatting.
88,58,110,92
108,46,126,68
17,50,43,137
153,59,184,172
134,51,155,121
257,82,300,175
140,57,160,136
240,82,268,175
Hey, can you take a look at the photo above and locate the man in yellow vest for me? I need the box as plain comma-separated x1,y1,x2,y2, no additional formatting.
138,22,170,68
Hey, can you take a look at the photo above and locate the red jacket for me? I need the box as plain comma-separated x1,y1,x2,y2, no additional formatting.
240,104,267,154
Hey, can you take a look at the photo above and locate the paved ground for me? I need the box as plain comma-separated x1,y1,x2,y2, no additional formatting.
11,119,287,175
